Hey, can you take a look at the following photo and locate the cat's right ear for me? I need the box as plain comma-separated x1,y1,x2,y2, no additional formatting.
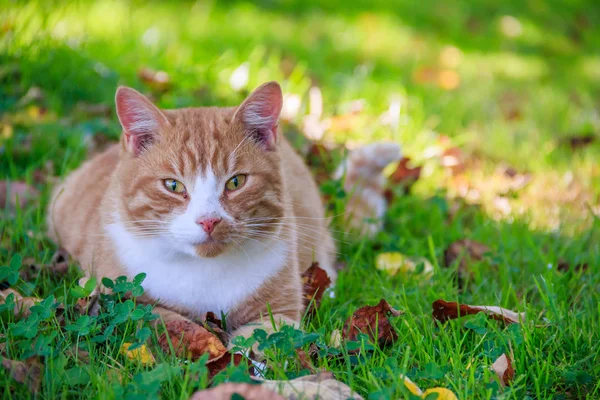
115,86,170,156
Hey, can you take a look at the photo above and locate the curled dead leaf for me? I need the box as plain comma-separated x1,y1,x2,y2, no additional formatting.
190,382,285,400
491,353,515,387
432,299,525,324
301,262,332,312
342,299,403,349
0,181,39,209
159,320,227,361
1,357,43,393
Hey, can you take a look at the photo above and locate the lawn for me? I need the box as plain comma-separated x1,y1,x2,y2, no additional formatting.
1,0,599,398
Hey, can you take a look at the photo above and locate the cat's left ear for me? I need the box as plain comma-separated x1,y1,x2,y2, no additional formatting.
115,86,171,156
234,81,283,150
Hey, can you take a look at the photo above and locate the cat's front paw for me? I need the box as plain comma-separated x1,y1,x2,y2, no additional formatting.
158,320,227,361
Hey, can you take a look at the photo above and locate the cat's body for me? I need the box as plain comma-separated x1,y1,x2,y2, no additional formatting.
49,84,335,332
48,82,400,339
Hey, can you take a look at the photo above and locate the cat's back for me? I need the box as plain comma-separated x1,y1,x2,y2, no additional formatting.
47,144,120,261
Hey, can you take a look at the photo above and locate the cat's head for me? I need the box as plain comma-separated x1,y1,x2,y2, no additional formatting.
113,82,285,258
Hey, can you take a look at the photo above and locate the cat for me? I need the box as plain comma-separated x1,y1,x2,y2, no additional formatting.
47,81,400,344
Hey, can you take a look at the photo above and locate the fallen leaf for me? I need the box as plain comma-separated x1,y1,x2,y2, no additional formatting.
491,353,515,387
260,372,364,400
159,320,227,361
387,157,421,199
295,348,316,373
0,289,40,317
1,357,43,393
444,239,490,289
400,374,423,396
120,342,156,366
375,252,434,277
138,67,171,92
190,382,284,400
422,387,459,400
203,311,228,346
0,181,39,209
301,262,332,312
329,329,342,348
399,374,458,399
432,299,525,324
206,351,254,380
342,299,403,349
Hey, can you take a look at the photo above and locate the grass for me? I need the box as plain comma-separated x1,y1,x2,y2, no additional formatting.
1,0,600,398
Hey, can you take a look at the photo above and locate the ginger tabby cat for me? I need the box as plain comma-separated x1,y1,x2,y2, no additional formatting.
48,81,400,343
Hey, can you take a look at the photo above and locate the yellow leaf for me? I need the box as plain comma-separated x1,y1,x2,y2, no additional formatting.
376,252,434,277
400,375,423,396
120,342,155,366
422,387,458,400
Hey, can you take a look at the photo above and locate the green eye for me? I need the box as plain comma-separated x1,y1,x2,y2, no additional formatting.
225,174,247,191
164,179,186,193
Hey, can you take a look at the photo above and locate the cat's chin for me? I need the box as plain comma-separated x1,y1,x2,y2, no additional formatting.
193,241,227,258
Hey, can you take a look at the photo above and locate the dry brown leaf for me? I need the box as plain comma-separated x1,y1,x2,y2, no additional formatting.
206,351,254,381
158,320,227,361
0,181,39,209
138,67,171,92
295,348,316,373
0,289,40,317
491,353,515,387
444,239,490,289
203,311,228,346
190,383,285,400
432,299,525,324
342,299,403,349
1,357,43,393
386,157,421,202
301,262,332,312
260,372,364,400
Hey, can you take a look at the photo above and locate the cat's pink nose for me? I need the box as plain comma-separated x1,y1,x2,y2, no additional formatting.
196,217,221,235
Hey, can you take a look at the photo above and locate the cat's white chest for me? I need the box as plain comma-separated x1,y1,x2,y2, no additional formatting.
105,222,288,317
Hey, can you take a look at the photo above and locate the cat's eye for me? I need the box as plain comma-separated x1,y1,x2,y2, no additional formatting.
225,174,247,191
164,179,186,194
